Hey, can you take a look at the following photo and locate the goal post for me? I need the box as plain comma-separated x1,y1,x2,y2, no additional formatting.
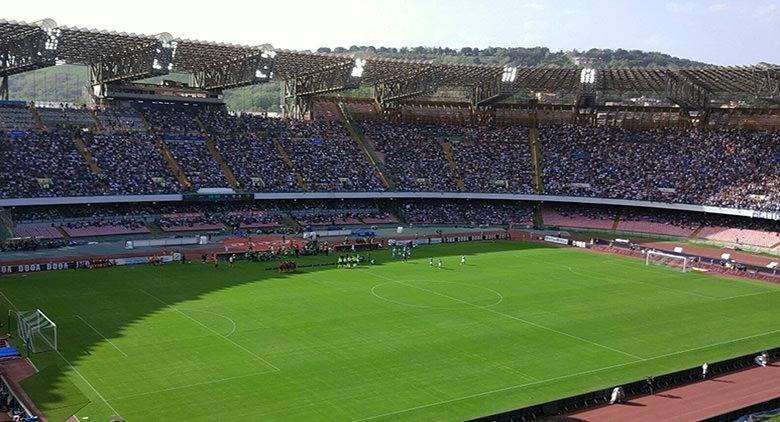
645,250,690,272
16,309,57,353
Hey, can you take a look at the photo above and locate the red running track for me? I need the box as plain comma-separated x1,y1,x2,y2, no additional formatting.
569,363,780,421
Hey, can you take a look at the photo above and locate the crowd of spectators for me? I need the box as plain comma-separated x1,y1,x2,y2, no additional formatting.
280,120,385,191
199,109,299,191
84,132,180,194
0,131,101,198
541,125,780,211
3,103,780,218
454,126,533,193
165,140,229,188
361,121,459,191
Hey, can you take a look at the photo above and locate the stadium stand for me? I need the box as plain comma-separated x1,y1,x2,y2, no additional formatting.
0,101,37,132
360,121,460,191
198,109,299,191
95,107,146,133
542,204,617,230
83,132,181,194
617,208,701,237
36,105,95,130
0,130,101,198
454,126,533,193
540,125,780,211
280,120,385,191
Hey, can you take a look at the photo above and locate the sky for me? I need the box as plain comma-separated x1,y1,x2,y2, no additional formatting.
4,0,779,65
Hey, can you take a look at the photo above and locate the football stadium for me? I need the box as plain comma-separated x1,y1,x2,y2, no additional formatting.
1,4,780,422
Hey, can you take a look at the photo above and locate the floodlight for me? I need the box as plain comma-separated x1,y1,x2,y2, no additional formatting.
351,58,366,78
501,66,518,83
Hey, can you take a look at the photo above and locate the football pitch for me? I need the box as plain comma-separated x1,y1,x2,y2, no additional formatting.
2,241,780,421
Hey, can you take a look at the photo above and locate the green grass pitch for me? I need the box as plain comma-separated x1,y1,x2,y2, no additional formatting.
2,241,780,421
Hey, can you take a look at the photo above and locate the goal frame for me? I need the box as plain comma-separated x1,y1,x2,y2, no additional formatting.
16,309,57,353
645,250,690,272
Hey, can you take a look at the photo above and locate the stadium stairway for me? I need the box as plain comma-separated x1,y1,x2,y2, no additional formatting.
337,103,396,190
528,127,544,193
89,109,102,131
689,224,706,239
73,135,102,175
29,105,45,130
273,139,308,190
612,211,621,230
441,142,466,191
155,136,190,189
195,117,241,191
137,106,191,189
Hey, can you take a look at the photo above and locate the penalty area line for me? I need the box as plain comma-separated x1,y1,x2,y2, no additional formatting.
75,314,128,357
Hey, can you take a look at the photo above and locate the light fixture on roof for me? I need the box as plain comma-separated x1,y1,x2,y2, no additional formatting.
501,66,517,82
580,68,596,84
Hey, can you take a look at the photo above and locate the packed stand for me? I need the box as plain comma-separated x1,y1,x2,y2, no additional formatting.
164,140,228,188
83,132,181,194
361,121,459,191
0,131,101,198
199,109,299,191
454,126,533,193
541,125,780,211
280,120,385,191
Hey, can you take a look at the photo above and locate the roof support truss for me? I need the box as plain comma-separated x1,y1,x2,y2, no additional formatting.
0,26,58,78
191,53,274,91
665,71,711,111
88,40,173,88
752,67,780,104
282,62,356,118
373,71,442,110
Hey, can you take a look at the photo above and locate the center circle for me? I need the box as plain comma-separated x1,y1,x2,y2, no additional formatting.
371,280,503,310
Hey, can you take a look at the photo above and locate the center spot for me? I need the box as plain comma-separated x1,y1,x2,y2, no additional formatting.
371,280,503,310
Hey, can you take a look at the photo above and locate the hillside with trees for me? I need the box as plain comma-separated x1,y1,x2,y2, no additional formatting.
6,47,710,112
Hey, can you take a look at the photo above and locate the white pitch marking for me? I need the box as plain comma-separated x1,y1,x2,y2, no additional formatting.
138,288,280,372
369,272,642,360
76,314,128,357
352,325,780,421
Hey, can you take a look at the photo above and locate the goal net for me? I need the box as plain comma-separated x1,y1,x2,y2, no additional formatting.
16,309,57,353
645,250,690,272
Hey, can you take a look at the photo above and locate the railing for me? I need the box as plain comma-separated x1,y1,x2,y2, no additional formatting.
0,192,779,222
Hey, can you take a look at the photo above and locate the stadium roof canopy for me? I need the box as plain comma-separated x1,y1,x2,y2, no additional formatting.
1,17,778,110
